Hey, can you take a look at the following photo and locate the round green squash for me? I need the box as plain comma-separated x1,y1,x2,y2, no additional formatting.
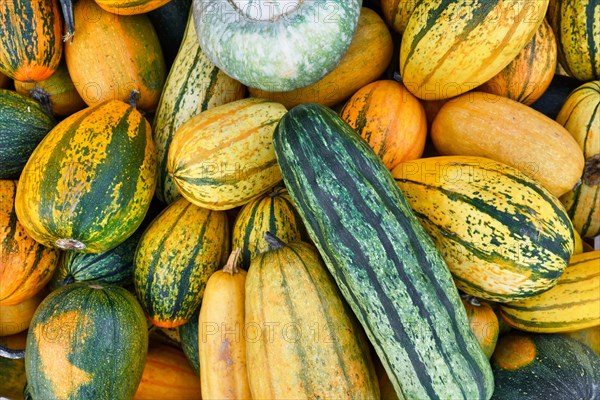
191,0,362,91
25,282,148,400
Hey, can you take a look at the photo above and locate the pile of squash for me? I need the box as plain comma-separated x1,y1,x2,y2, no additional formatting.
1,0,599,399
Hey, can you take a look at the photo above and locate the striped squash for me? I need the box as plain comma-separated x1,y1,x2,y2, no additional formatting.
96,0,172,15
557,81,600,239
0,0,62,82
167,98,286,210
64,0,166,111
1,180,59,306
245,236,379,399
15,100,156,253
0,290,46,336
0,333,27,400
339,80,427,170
153,11,245,204
248,8,393,109
478,19,557,105
400,0,548,100
0,89,55,179
273,103,493,399
431,91,584,197
231,187,309,269
381,0,419,34
547,0,600,81
25,283,148,400
177,307,200,375
499,251,600,333
133,197,229,328
392,156,574,302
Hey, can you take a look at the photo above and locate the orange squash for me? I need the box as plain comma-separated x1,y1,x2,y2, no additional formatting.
95,0,172,15
0,289,46,336
380,0,418,34
461,295,500,359
340,80,427,170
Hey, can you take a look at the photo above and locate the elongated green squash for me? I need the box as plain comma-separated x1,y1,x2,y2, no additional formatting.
273,103,493,399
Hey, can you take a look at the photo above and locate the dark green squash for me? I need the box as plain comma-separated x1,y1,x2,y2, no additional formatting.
178,307,200,376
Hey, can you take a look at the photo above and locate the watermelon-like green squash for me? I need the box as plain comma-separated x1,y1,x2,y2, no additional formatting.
15,100,157,253
231,186,309,269
25,282,148,400
273,103,493,399
178,307,200,375
491,333,600,399
133,197,229,328
0,89,55,179
191,0,362,91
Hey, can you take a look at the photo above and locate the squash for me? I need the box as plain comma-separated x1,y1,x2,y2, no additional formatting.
177,307,200,375
133,197,229,328
133,344,201,400
153,10,245,204
167,98,286,210
563,326,600,356
0,180,59,306
231,187,309,269
15,100,156,253
547,0,600,81
392,156,574,302
0,332,27,400
0,0,62,82
339,79,427,170
380,0,418,34
400,0,548,100
192,0,362,91
499,251,600,333
147,0,192,67
248,8,393,109
431,91,584,197
25,282,148,400
478,19,557,105
199,249,251,399
64,0,166,111
96,0,172,15
245,235,380,399
461,295,499,359
0,290,46,337
273,103,493,399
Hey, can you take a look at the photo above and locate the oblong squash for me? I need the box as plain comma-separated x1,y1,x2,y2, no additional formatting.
431,91,584,197
167,98,286,210
381,0,419,34
461,295,499,359
0,290,46,336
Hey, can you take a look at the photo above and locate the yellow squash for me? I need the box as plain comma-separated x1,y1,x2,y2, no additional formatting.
0,289,46,336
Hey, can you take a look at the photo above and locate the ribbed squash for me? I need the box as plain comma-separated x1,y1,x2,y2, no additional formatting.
167,98,286,210
199,249,251,400
25,282,148,400
0,0,62,82
547,0,600,81
392,156,574,302
245,236,379,399
339,80,427,170
1,180,59,306
557,81,600,239
64,0,166,111
248,8,393,109
491,333,600,399
15,61,86,117
478,19,557,105
153,11,245,204
0,290,46,336
431,91,584,197
0,89,55,179
500,251,600,333
231,187,309,269
564,326,600,356
400,0,548,100
461,295,499,359
177,307,200,375
0,332,27,400
96,0,172,15
15,100,156,254
134,197,229,328
381,0,419,34
133,344,201,400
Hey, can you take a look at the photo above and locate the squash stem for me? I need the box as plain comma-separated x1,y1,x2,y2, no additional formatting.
59,0,75,43
265,232,286,250
460,293,481,307
0,345,25,360
223,248,241,275
63,274,75,285
128,89,140,109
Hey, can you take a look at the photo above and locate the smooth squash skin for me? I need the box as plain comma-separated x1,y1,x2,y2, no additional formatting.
0,332,27,400
96,0,172,15
431,91,584,197
461,296,499,359
249,8,393,109
0,0,62,82
0,290,46,336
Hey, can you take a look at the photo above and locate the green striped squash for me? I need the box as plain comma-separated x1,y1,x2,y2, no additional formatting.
0,89,55,179
245,236,379,399
499,251,600,333
399,0,548,100
153,10,245,204
392,156,574,302
231,187,309,269
558,81,600,239
548,0,600,81
25,282,148,400
273,103,493,399
178,306,200,375
167,98,286,210
133,197,229,328
14,100,157,254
